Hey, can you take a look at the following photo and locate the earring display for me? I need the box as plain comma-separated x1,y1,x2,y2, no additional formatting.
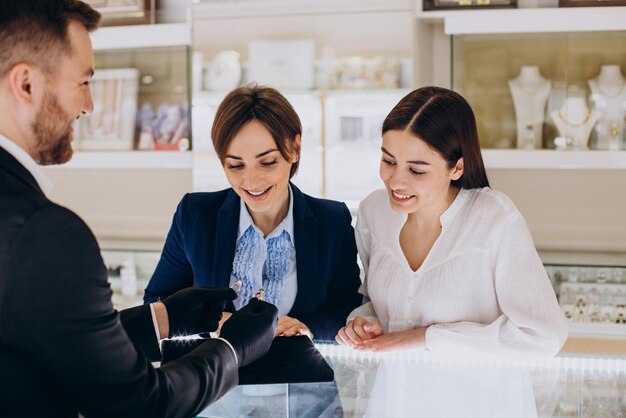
588,65,626,151
508,66,552,149
547,265,626,325
550,97,599,150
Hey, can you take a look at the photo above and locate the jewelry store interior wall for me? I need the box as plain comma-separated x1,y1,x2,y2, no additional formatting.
42,0,626,262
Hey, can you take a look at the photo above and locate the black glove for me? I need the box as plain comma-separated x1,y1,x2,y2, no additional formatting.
220,298,278,367
162,286,236,337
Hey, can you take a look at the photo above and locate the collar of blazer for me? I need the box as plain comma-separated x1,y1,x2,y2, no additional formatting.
213,182,317,315
0,146,43,194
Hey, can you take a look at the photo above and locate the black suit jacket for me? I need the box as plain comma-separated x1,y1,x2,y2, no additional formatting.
143,184,362,340
0,146,238,418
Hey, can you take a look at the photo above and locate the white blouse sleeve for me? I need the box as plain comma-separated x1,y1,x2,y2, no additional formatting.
425,213,568,357
347,213,379,324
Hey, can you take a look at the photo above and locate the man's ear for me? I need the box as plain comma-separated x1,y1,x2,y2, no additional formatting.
7,63,41,106
451,157,464,181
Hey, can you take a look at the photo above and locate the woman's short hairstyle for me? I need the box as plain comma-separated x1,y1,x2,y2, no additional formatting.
211,84,302,179
382,86,490,189
0,0,100,78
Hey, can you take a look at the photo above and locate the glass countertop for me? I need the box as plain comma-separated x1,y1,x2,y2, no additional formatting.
198,343,626,418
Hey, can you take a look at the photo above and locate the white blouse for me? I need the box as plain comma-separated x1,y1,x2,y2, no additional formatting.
348,188,568,357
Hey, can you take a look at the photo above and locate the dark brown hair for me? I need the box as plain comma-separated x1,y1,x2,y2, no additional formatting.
382,86,490,189
0,0,100,78
211,84,302,178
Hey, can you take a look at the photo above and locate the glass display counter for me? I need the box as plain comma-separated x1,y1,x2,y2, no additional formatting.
198,343,626,418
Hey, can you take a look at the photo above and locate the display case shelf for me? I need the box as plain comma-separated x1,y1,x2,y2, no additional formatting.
45,151,193,169
194,0,411,19
482,150,626,170
569,323,626,339
445,7,626,35
90,23,191,51
416,6,626,35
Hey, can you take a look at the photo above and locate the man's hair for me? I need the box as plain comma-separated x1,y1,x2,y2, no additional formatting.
0,0,101,78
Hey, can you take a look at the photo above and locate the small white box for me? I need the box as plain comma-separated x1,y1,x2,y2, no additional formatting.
248,39,315,90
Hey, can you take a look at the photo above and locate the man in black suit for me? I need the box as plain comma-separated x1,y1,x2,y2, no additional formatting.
0,1,278,417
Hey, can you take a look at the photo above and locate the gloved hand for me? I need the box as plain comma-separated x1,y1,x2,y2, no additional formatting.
162,286,237,337
220,298,278,367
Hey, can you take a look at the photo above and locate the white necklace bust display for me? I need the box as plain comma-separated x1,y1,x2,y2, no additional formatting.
550,97,599,150
508,66,552,149
588,65,626,151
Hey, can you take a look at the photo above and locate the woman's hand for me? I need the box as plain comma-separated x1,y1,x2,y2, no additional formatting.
359,327,427,352
275,316,313,339
215,311,232,336
335,316,384,348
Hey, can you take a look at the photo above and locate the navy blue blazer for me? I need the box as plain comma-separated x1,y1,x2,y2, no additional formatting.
144,183,362,340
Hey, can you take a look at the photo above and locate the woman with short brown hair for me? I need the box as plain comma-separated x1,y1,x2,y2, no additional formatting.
145,84,362,340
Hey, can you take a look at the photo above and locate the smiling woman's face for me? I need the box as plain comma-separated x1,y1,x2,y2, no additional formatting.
223,120,294,217
380,129,463,216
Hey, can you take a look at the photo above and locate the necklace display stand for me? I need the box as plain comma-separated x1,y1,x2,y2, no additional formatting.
588,65,626,151
508,66,552,149
550,97,599,150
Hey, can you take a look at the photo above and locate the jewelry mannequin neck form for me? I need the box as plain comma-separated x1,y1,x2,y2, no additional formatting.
518,66,544,83
595,65,625,97
551,97,600,150
560,97,591,125
510,66,550,96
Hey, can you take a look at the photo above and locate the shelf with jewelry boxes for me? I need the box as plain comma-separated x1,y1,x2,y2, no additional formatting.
63,22,194,166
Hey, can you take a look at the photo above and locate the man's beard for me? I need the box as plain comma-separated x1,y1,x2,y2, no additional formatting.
31,91,74,165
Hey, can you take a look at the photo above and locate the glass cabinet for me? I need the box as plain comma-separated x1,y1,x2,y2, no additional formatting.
548,263,626,343
90,45,191,152
452,31,626,151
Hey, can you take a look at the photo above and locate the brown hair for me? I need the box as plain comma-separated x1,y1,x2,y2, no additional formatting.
211,84,302,178
382,86,490,189
0,0,100,78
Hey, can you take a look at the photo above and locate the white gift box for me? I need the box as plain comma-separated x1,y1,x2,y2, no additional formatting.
247,39,315,90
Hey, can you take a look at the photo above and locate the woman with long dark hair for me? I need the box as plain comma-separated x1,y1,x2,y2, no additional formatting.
336,86,567,356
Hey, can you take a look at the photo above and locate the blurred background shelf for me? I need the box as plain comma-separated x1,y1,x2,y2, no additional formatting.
91,22,191,50
46,151,193,169
569,323,626,339
416,5,626,35
482,150,626,170
444,7,626,34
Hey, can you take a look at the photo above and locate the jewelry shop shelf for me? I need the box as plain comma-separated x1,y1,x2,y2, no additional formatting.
481,149,626,170
44,151,193,169
90,22,191,51
416,6,626,35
